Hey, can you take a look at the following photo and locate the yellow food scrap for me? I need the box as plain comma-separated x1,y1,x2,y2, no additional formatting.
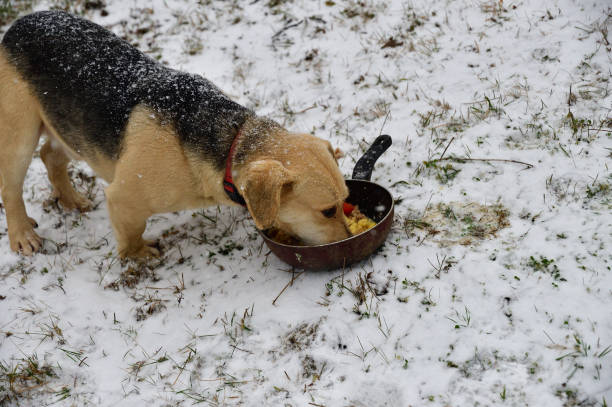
346,207,377,235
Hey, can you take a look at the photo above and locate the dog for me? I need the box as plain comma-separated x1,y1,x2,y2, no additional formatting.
0,10,350,258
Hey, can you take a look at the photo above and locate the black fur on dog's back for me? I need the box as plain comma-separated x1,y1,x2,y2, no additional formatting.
1,10,253,167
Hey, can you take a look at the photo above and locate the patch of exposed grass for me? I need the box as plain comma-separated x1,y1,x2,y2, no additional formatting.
447,306,472,329
0,0,20,26
48,0,110,16
585,180,610,200
480,0,514,23
466,94,504,122
526,255,565,283
183,35,203,56
283,321,320,353
422,160,462,184
415,202,510,246
135,296,167,321
340,0,381,22
0,355,57,405
218,305,255,354
105,264,161,291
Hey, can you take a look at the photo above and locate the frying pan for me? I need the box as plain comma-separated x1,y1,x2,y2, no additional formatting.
259,135,394,271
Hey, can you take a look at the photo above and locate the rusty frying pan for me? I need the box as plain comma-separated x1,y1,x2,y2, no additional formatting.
259,135,394,271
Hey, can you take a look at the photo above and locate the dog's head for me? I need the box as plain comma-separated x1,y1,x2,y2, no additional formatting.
240,133,350,245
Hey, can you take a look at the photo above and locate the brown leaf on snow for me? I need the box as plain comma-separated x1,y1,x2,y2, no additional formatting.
381,37,403,49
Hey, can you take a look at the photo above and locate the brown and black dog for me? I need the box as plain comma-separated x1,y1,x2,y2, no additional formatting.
0,11,349,258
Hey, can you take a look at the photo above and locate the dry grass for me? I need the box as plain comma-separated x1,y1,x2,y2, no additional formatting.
407,202,510,246
0,355,58,405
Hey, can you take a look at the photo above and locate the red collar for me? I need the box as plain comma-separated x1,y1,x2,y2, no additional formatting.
223,129,247,206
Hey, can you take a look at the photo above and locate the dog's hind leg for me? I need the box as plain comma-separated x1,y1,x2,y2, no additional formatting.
0,52,43,255
40,138,92,212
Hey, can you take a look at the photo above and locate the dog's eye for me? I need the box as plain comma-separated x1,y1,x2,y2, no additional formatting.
321,207,337,218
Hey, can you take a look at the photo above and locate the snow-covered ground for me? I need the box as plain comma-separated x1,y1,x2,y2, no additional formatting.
1,0,611,405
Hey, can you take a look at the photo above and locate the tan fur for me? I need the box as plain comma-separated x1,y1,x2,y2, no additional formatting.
105,106,229,257
0,48,350,258
241,160,296,230
234,132,350,245
0,49,44,255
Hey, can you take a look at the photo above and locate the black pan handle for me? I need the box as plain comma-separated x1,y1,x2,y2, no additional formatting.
351,135,392,181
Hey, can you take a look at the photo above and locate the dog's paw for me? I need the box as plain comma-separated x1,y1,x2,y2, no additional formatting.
58,193,93,212
9,224,42,256
119,240,160,260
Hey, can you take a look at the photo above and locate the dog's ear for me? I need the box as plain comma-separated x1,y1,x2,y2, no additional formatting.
242,160,295,230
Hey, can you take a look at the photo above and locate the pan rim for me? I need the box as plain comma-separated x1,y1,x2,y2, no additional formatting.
260,179,394,249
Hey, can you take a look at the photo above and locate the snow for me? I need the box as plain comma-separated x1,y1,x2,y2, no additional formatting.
1,0,611,406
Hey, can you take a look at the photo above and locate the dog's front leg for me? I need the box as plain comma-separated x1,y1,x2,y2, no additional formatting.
105,183,159,259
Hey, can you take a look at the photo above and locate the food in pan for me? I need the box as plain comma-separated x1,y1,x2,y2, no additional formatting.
345,206,377,235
